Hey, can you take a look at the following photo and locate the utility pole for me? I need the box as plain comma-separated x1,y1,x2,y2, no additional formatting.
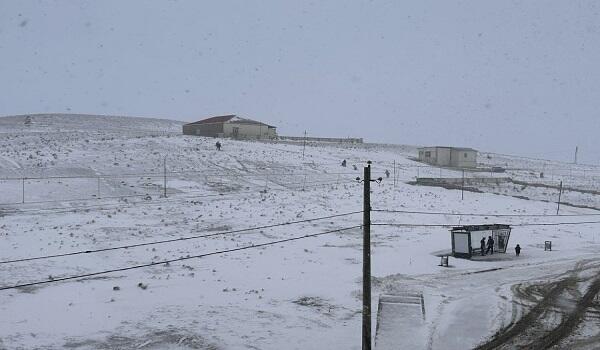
362,161,372,350
574,146,578,164
302,130,307,159
556,180,563,215
355,162,383,350
393,160,396,188
163,156,167,198
461,169,465,200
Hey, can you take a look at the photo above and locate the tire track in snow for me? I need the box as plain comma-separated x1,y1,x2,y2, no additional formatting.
473,260,600,350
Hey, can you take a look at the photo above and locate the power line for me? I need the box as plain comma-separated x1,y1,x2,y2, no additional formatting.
0,211,362,265
0,225,361,292
372,209,600,217
372,220,600,228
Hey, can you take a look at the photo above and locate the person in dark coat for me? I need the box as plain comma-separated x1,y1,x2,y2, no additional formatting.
486,236,494,255
480,237,486,256
341,159,347,167
515,244,521,256
215,141,222,151
385,170,390,178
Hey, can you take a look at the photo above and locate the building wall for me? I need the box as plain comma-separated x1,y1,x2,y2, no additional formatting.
450,150,477,168
183,121,277,139
182,123,224,137
436,148,452,167
265,127,277,138
418,147,477,168
419,147,451,166
418,147,438,164
223,123,276,139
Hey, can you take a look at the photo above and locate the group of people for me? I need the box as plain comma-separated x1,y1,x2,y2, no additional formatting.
480,236,521,256
341,160,391,179
480,236,494,255
341,160,359,170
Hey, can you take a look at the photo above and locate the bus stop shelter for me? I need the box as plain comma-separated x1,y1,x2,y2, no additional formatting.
451,224,512,259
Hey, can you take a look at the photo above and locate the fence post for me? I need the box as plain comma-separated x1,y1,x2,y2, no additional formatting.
461,169,465,200
163,156,167,198
264,175,268,193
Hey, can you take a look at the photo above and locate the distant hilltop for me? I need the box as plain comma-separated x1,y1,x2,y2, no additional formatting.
0,113,184,133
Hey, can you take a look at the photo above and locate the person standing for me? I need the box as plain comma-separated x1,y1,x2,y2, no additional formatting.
480,237,486,256
486,236,495,255
215,141,222,151
385,169,390,178
515,244,521,256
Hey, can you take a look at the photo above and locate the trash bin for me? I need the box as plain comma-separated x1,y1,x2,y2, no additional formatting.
439,256,449,267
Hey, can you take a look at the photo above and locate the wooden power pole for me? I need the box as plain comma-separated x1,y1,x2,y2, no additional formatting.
557,180,563,215
302,130,307,159
163,156,167,198
362,161,372,350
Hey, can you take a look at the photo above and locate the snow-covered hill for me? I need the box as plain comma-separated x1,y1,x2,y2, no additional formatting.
1,115,600,350
0,113,184,134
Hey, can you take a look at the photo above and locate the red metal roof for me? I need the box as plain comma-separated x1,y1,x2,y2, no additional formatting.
186,115,236,125
185,115,275,128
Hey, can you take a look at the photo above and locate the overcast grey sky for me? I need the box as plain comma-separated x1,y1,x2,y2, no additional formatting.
1,1,599,163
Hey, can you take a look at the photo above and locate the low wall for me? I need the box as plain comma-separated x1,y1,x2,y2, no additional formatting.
279,136,363,144
416,177,511,186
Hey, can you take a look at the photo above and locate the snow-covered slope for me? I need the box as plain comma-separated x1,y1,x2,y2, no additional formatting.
0,113,184,133
1,115,600,350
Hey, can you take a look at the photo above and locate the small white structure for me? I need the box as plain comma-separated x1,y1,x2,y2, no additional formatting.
417,146,477,168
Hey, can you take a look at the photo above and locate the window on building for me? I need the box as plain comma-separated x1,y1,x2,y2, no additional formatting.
464,153,467,158
425,151,431,157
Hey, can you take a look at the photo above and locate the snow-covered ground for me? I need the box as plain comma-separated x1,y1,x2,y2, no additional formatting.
2,114,600,349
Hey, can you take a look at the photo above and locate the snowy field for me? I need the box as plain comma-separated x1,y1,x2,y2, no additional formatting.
2,115,600,349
